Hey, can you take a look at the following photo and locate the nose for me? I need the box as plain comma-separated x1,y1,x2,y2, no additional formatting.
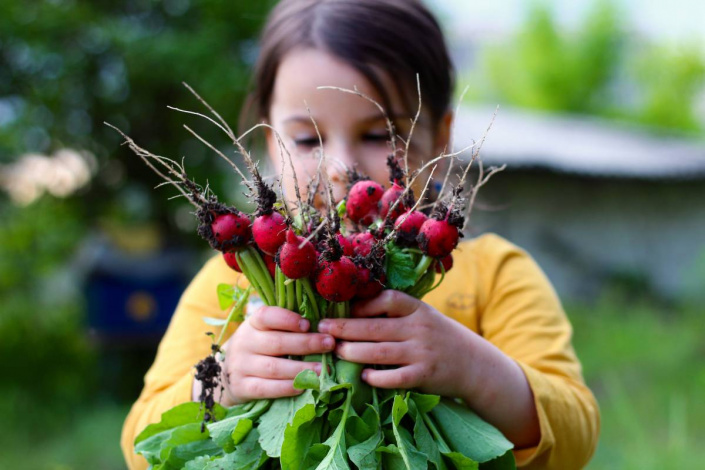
325,139,357,181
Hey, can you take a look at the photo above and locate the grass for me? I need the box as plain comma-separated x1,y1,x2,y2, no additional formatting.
568,291,705,469
1,290,702,468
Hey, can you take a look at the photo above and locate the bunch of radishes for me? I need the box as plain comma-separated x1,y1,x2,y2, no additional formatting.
194,153,462,323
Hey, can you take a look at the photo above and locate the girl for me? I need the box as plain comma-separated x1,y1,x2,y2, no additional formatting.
121,1,600,469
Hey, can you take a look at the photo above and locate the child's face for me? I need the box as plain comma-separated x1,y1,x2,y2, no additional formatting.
266,48,451,205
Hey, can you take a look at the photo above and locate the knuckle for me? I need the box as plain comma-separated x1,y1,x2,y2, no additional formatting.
263,358,279,377
268,334,284,354
372,345,390,363
248,380,266,399
397,368,420,388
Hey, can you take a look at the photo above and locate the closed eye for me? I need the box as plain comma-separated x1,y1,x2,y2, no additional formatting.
293,137,321,149
363,133,388,144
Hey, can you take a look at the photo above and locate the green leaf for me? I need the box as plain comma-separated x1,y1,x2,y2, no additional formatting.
198,429,269,470
409,392,440,414
442,452,480,470
313,393,353,470
207,400,270,453
407,399,447,470
135,402,226,444
385,243,417,290
390,400,428,470
281,404,322,470
478,450,516,470
217,283,237,310
336,199,347,219
294,369,321,391
430,399,514,464
258,389,316,458
346,406,382,469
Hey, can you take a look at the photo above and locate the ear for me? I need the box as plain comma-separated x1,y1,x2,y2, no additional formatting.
433,110,453,156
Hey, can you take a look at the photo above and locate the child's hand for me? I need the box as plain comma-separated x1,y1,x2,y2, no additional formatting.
217,306,336,405
317,290,478,399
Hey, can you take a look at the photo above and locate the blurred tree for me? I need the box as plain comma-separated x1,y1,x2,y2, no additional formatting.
632,44,705,132
477,0,705,133
483,0,623,113
0,0,273,233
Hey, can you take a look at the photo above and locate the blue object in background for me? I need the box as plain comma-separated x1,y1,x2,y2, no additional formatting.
84,239,196,345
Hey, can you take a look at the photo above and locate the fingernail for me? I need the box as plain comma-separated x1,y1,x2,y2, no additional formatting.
317,320,330,333
361,369,369,381
314,363,322,374
299,319,310,332
322,336,335,350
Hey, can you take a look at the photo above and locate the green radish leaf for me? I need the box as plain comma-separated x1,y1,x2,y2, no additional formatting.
336,199,347,219
407,399,447,470
294,369,320,391
442,452,480,470
385,243,417,290
135,421,221,468
409,392,440,414
380,448,408,470
478,450,516,470
312,393,353,470
196,429,269,470
184,455,216,469
281,403,322,470
202,316,228,326
391,394,408,427
430,399,514,464
208,400,270,453
390,399,428,470
217,283,237,310
258,389,316,458
347,406,382,469
135,402,226,444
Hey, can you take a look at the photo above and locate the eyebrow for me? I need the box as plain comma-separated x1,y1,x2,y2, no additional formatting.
282,112,415,125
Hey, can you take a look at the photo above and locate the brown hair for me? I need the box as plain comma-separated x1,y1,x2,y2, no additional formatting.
243,0,455,129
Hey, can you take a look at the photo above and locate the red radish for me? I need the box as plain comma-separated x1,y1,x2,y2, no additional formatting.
346,180,383,225
417,218,459,258
223,252,242,273
276,230,317,279
337,233,354,257
435,254,453,273
356,267,385,299
379,181,406,221
351,232,376,257
394,210,427,246
315,256,359,302
252,211,287,255
211,212,251,246
263,254,277,278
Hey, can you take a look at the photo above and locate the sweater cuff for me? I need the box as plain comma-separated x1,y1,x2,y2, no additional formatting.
511,361,555,467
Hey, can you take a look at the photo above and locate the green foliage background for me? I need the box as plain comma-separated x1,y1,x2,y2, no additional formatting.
468,0,705,134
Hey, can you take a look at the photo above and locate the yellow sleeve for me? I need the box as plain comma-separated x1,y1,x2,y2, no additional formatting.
120,254,243,470
474,234,600,469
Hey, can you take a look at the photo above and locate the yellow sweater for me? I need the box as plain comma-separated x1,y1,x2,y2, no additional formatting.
121,233,600,469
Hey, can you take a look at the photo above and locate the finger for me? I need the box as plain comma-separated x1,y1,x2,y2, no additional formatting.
351,290,420,318
249,306,310,332
317,317,409,341
361,364,427,389
238,377,303,400
336,341,410,365
240,356,321,380
251,330,335,356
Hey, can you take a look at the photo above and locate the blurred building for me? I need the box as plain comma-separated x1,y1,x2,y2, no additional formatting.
455,106,705,301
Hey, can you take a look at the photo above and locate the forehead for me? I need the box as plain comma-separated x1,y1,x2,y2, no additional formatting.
270,47,407,122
